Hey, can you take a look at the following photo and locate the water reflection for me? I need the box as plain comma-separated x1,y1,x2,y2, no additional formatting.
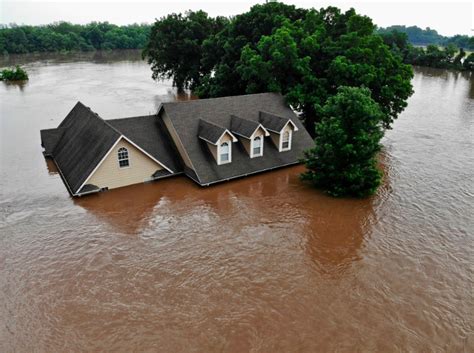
74,177,193,234
74,166,371,277
0,49,144,67
1,80,28,91
44,158,58,175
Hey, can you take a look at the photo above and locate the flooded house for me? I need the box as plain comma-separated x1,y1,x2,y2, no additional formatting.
40,92,314,196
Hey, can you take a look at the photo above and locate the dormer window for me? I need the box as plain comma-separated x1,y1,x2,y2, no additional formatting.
258,111,298,153
281,130,291,151
198,119,237,166
252,136,263,157
219,142,231,164
118,147,129,168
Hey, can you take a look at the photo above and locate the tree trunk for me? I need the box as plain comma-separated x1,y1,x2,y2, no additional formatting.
303,106,318,138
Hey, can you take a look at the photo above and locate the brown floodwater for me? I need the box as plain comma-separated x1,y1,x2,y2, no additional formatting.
0,51,473,352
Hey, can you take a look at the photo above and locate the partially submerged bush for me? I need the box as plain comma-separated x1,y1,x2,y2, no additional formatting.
0,65,29,81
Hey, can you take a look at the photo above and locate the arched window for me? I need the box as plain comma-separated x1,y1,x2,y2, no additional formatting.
252,136,262,157
219,142,230,163
281,130,291,150
118,147,129,168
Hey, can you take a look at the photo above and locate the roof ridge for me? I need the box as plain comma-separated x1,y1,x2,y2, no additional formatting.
199,118,226,129
107,114,156,122
53,102,121,156
162,92,280,105
83,104,124,136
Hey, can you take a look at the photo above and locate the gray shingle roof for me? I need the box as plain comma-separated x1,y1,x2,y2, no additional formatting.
198,119,227,144
41,103,182,196
259,111,291,133
230,115,260,138
49,102,121,194
160,92,314,185
107,115,181,173
40,127,66,156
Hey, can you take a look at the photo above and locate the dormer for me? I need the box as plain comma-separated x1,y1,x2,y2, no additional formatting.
259,111,299,152
230,115,270,158
198,119,237,165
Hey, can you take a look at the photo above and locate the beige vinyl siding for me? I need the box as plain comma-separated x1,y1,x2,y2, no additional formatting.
87,138,162,190
269,124,294,151
282,124,293,135
220,133,233,144
241,138,251,155
207,142,218,162
161,111,194,169
269,131,280,148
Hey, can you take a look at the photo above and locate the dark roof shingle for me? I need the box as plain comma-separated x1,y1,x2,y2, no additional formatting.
259,111,291,133
107,115,182,173
160,92,314,185
198,119,227,144
230,115,260,138
40,128,66,156
50,102,121,194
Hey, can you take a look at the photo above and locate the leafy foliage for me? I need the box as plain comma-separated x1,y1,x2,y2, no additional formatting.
301,87,384,197
196,2,307,98
0,65,29,81
0,22,151,54
216,6,413,131
142,11,227,92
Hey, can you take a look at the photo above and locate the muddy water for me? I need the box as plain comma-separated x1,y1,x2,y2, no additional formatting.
0,51,473,352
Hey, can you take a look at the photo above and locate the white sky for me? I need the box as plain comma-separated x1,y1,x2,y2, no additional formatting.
1,0,473,36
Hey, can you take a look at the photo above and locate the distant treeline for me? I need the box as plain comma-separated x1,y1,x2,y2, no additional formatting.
377,25,474,50
0,22,150,54
379,29,474,71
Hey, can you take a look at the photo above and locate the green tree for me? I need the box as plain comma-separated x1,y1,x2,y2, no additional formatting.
0,65,29,81
196,2,307,98
0,22,151,54
301,86,384,197
231,7,413,132
143,11,227,92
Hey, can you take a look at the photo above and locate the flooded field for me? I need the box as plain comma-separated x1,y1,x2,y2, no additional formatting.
0,51,473,352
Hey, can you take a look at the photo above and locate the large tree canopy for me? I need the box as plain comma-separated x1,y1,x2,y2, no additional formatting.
143,4,414,128
142,10,227,92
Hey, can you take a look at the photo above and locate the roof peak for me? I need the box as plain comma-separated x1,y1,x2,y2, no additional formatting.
162,92,281,106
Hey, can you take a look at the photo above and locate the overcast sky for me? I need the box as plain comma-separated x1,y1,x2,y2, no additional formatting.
1,0,473,36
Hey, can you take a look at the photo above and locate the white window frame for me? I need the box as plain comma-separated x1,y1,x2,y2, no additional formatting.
117,147,130,168
280,130,292,152
218,141,231,165
251,135,263,158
